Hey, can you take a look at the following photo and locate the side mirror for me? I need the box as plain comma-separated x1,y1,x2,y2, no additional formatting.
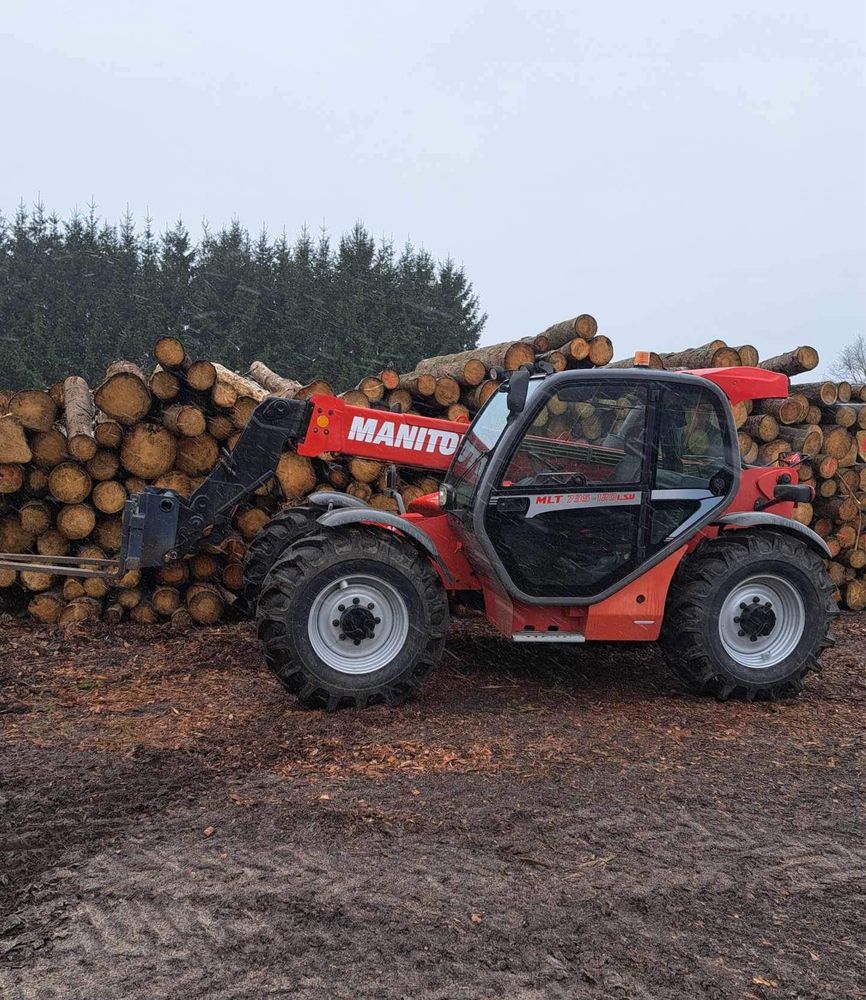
506,369,530,415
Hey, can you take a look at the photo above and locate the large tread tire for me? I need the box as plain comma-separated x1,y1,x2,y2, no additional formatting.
242,506,318,610
660,530,837,701
256,526,449,710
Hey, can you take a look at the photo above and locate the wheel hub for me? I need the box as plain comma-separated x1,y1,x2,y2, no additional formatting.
339,604,377,643
735,599,776,641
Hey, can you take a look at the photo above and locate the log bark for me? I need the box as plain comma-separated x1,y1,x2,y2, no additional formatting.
742,414,780,442
783,424,823,455
62,376,97,460
213,364,267,404
416,341,535,381
153,585,182,616
758,347,819,377
397,373,437,398
59,596,102,624
94,362,152,424
792,382,837,406
28,590,65,624
537,315,598,350
754,395,809,425
658,345,741,369
154,337,218,391
8,390,57,432
536,349,567,372
248,361,332,399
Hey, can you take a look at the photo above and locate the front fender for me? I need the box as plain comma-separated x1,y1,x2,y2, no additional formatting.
315,508,453,584
713,512,832,558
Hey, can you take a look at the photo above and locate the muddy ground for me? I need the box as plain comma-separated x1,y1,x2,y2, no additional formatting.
0,613,863,1000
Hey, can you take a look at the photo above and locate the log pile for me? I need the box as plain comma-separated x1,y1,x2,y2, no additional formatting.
1,320,864,622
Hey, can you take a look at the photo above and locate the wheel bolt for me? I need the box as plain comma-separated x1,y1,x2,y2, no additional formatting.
752,596,760,603
353,639,361,646
733,616,740,624
749,635,758,642
338,633,345,641
374,617,381,624
353,597,360,605
740,602,747,610
338,604,345,612
332,619,340,627
738,629,745,637
367,602,374,609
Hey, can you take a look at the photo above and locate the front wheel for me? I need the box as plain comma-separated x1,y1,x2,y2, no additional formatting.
660,531,837,700
256,526,449,710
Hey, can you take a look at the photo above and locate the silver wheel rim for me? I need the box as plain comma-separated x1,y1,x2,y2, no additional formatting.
718,574,806,669
308,573,409,675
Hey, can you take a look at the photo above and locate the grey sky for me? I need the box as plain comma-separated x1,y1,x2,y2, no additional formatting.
2,1,864,377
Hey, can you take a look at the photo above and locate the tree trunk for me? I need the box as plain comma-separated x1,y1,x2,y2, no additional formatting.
86,449,121,482
758,346,818,376
537,315,598,350
586,336,614,366
48,462,92,504
754,395,810,425
792,382,837,405
357,376,385,402
0,464,25,493
0,415,32,463
820,425,853,459
92,480,127,514
658,344,741,369
186,583,224,624
784,424,823,455
18,499,52,535
94,416,124,449
29,428,68,468
175,434,219,477
733,345,759,367
416,341,535,380
536,349,567,371
28,589,65,624
56,503,96,540
62,376,97,460
150,368,181,401
397,372,437,398
433,376,461,406
162,403,207,438
94,361,152,424
742,414,780,442
249,360,303,398
275,452,317,498
8,390,57,432
121,423,178,478
154,337,218,390
212,364,267,404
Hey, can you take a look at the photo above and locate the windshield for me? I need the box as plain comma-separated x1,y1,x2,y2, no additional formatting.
445,380,540,509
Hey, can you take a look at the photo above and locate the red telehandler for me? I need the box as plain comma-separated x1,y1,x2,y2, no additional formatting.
0,363,837,709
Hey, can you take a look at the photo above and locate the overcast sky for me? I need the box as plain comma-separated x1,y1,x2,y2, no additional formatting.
2,1,864,377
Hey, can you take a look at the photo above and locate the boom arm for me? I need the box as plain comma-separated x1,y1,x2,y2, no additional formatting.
123,395,467,569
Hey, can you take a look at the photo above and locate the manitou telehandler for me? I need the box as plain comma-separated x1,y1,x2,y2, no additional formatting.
0,363,836,709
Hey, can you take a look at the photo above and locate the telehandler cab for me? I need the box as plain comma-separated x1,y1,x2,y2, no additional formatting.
0,363,836,709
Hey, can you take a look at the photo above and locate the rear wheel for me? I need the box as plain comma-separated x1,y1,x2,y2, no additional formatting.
660,531,836,700
257,526,449,709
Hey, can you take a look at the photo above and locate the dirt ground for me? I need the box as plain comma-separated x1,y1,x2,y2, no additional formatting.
0,612,863,1000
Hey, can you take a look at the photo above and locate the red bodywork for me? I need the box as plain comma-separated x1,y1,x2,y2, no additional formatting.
300,368,805,643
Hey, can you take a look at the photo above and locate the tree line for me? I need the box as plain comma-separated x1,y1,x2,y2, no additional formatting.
0,204,486,390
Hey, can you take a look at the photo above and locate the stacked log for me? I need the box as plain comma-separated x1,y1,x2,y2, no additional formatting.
1,319,864,619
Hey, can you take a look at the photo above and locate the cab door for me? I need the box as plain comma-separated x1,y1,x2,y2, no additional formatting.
479,377,737,603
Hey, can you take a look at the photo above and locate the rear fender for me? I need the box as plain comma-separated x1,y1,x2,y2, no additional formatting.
315,508,453,584
712,512,832,558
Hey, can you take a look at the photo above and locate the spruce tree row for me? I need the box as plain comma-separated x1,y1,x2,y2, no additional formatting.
0,204,486,390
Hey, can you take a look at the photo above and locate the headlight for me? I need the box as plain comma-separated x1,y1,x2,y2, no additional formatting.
438,484,450,508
